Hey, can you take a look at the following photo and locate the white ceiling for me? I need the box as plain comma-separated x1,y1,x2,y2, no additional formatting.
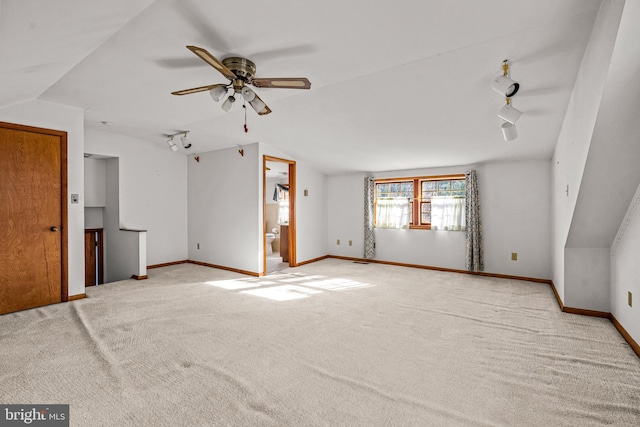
0,0,602,175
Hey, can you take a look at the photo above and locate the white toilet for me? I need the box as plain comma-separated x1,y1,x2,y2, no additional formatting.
265,233,276,255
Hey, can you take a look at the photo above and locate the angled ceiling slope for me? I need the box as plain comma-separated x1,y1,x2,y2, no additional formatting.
1,0,603,175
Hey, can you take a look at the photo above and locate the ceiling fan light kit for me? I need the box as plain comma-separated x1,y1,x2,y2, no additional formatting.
493,60,522,141
221,95,236,112
172,45,311,120
241,86,256,102
209,86,228,102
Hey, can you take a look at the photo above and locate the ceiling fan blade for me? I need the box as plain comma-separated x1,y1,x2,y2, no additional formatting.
252,77,311,89
248,93,272,115
186,45,236,80
171,83,227,96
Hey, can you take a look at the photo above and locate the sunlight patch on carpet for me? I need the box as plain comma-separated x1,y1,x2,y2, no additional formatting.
205,272,373,300
241,285,323,301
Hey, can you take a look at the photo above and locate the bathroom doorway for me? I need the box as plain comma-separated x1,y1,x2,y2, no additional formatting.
263,156,296,275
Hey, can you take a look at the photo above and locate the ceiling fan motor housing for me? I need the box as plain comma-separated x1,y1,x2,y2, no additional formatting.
222,57,257,81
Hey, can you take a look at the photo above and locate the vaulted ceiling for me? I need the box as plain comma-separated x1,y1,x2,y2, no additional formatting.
0,0,603,174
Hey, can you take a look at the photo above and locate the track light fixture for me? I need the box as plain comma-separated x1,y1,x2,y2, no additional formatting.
492,60,519,97
167,136,178,152
497,98,522,124
166,131,192,151
492,60,522,141
180,131,191,149
501,122,517,141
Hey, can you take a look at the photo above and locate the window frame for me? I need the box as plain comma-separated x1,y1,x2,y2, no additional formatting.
374,174,465,230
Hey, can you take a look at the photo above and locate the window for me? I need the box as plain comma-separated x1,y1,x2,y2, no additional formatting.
374,175,465,230
375,181,413,229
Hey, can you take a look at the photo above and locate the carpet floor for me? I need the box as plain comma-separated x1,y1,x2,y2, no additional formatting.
1,259,639,426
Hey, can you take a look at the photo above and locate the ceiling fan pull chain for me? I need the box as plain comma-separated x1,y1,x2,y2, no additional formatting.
243,103,249,133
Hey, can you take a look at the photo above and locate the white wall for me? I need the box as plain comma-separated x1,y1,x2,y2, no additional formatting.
551,0,625,304
294,160,328,264
84,157,106,229
84,130,188,266
478,160,551,279
327,160,551,279
84,157,106,207
188,143,260,273
611,183,640,343
0,99,85,297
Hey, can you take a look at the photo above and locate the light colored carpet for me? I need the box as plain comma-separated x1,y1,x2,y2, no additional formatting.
1,259,639,426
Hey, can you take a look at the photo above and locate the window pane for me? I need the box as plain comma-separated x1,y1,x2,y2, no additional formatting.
377,183,388,194
436,191,451,197
389,183,400,193
420,203,431,224
422,191,435,200
423,181,436,191
401,182,413,192
452,191,465,197
437,180,451,191
452,179,465,191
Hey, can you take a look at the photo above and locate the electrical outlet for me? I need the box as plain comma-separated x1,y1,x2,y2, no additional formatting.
349,240,353,246
337,239,340,245
629,291,633,307
511,252,518,261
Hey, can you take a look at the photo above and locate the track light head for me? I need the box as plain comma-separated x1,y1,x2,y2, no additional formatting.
492,60,519,97
492,75,520,97
501,122,518,141
497,104,523,124
181,132,191,149
167,136,178,151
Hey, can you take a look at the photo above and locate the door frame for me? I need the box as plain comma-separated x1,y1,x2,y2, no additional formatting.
263,155,296,274
0,121,68,302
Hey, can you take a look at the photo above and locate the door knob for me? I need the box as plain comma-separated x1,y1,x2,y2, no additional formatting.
50,226,58,232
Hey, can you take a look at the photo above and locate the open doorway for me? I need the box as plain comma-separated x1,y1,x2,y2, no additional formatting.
263,156,296,275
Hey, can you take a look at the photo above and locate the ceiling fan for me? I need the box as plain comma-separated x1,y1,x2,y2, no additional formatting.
171,45,311,115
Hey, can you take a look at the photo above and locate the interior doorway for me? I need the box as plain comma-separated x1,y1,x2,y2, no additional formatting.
263,156,296,275
84,228,104,286
0,121,68,315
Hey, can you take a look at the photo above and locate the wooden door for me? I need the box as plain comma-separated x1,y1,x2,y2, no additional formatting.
84,229,103,286
0,122,67,314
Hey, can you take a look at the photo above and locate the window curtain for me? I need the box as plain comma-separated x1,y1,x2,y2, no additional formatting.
278,200,289,224
431,197,466,231
375,199,410,229
364,177,375,259
465,169,483,272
